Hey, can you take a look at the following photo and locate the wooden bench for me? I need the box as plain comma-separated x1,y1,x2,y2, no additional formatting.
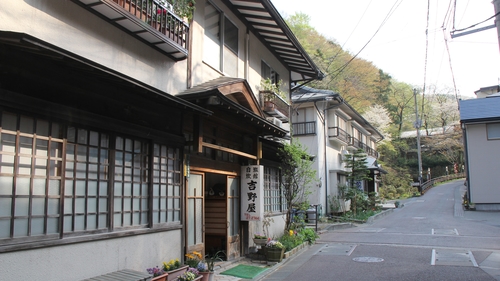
81,269,151,281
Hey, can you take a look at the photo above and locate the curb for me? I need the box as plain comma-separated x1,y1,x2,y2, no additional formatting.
366,208,394,224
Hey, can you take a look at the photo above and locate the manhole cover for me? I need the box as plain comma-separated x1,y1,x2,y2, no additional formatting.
353,257,384,263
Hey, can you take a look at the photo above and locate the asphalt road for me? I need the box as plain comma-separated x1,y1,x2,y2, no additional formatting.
263,179,500,281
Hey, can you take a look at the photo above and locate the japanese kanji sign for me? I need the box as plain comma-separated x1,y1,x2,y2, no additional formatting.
241,165,263,221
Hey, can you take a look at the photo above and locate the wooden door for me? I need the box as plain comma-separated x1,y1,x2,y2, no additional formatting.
186,173,204,254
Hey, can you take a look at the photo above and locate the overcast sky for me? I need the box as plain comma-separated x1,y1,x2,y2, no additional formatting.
271,0,500,98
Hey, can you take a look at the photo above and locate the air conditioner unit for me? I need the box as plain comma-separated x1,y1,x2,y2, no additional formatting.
266,117,282,127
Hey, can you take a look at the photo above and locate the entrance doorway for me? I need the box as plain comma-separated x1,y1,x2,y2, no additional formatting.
186,172,240,260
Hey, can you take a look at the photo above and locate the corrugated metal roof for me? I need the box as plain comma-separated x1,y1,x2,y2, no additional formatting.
459,96,500,123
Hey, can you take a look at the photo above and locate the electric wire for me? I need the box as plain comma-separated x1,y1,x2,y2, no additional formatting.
326,0,404,84
324,0,374,74
420,0,431,123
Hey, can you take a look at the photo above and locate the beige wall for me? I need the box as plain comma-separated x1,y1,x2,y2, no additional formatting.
0,0,188,95
1,230,182,281
189,0,290,96
466,123,500,204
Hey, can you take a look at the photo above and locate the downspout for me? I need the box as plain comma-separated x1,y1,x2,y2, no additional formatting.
314,96,344,216
462,122,471,202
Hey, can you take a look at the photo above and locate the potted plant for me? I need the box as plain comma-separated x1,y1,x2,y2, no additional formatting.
265,240,285,263
197,251,223,281
185,251,203,268
260,78,287,103
147,266,168,281
163,258,188,281
252,233,268,247
178,267,202,281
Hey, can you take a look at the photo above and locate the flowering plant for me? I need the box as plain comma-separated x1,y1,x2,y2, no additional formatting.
185,251,203,268
178,267,200,281
162,258,181,271
265,240,285,249
253,233,267,239
196,262,207,272
146,266,166,277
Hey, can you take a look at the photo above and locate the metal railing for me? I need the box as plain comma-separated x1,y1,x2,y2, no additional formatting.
112,0,189,49
420,173,466,194
328,126,350,143
292,121,316,135
259,91,290,119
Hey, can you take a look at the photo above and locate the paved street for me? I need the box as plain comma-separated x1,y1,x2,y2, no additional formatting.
262,179,500,281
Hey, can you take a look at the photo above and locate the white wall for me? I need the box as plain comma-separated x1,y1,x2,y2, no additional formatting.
1,230,182,281
189,0,290,97
0,0,188,95
466,123,500,204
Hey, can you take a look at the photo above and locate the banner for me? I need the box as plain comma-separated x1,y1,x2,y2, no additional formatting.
241,165,264,221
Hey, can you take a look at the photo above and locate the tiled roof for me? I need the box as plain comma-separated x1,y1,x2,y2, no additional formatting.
459,96,500,123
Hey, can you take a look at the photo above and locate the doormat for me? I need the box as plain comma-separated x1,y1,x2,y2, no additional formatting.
220,264,268,279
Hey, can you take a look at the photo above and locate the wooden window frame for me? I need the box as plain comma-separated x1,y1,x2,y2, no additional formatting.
0,109,183,253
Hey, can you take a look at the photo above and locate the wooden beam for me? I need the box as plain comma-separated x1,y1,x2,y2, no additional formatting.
202,142,258,160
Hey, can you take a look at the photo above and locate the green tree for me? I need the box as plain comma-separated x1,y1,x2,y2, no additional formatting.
278,139,317,231
343,148,371,216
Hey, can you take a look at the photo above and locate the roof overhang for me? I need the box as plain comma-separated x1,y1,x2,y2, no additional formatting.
222,0,324,84
179,77,287,137
0,31,210,115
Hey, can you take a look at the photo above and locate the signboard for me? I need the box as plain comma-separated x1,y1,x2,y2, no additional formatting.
241,165,264,221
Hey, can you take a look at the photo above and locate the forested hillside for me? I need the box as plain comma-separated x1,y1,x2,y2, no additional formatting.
286,13,463,199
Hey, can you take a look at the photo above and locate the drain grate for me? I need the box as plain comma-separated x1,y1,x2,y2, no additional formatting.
432,249,478,267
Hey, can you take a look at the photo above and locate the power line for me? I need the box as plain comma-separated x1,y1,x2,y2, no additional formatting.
327,0,404,83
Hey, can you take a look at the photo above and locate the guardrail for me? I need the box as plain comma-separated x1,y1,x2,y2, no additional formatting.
420,173,465,194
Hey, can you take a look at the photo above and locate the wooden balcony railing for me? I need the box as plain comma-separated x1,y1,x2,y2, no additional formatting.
113,0,189,49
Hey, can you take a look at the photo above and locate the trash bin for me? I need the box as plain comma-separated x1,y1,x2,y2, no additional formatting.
306,207,316,224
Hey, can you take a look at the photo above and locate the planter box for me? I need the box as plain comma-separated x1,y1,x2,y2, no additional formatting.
166,265,189,281
266,248,285,263
151,272,169,281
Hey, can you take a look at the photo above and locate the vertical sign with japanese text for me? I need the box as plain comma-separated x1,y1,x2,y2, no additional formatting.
241,165,264,221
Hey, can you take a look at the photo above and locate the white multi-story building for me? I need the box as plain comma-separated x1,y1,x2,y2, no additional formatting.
291,86,384,215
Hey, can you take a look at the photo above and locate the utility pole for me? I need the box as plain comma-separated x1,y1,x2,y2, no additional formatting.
413,89,423,192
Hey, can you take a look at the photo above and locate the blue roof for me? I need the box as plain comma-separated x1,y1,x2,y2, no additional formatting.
459,96,500,123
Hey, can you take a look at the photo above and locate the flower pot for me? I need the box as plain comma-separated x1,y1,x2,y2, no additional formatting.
151,273,169,281
253,238,268,247
166,265,189,281
199,271,214,281
266,247,284,262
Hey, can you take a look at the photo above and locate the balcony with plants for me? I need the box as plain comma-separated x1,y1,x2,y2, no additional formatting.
259,79,290,123
73,0,194,60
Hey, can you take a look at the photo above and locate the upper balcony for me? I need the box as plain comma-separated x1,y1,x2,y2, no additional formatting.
259,91,290,123
328,127,350,145
349,136,379,158
73,0,189,60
